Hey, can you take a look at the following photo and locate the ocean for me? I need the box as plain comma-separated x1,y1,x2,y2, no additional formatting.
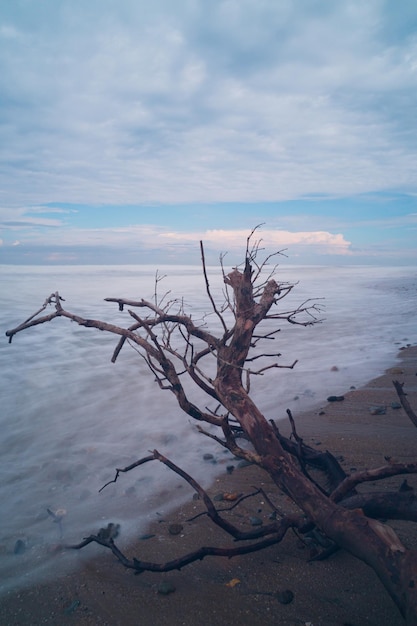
1,263,416,593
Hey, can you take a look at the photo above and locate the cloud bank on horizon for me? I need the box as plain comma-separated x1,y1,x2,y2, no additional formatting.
0,0,416,265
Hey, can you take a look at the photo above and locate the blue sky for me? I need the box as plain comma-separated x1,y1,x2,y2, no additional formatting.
1,0,416,265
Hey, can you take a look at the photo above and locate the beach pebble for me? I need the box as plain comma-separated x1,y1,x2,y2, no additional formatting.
369,405,386,415
327,395,345,402
391,401,402,410
249,516,263,526
203,453,214,461
168,523,183,535
157,581,176,595
277,589,294,604
223,492,239,501
226,465,235,474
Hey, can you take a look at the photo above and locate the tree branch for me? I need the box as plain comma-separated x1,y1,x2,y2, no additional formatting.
393,380,417,429
330,462,417,503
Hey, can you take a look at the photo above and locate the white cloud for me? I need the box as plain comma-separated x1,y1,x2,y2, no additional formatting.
2,216,63,228
0,1,416,206
162,228,352,255
7,222,351,257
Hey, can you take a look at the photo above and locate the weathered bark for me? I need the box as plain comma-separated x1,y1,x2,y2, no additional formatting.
341,490,417,522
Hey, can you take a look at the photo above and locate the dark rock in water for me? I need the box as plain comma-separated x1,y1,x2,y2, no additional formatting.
226,465,235,474
391,401,402,410
369,405,386,415
168,523,183,536
277,589,294,605
203,453,214,461
158,581,176,595
249,516,263,526
327,395,345,402
350,385,356,390
318,410,325,415
13,539,26,555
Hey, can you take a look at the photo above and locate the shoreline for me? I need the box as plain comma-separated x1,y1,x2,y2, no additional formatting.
1,345,416,625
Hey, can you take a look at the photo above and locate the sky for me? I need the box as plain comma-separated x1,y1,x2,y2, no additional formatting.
0,0,416,266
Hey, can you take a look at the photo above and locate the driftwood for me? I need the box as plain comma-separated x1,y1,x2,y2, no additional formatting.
6,228,417,624
394,379,417,429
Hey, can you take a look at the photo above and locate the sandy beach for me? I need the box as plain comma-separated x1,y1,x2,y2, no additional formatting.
1,345,416,625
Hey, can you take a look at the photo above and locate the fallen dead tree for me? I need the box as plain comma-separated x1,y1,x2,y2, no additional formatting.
6,228,417,624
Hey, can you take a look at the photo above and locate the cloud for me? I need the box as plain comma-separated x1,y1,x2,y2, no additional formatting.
0,1,416,207
26,206,76,215
2,221,351,258
3,218,63,228
161,228,351,255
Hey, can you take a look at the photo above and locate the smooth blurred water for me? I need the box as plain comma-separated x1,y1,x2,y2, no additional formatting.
0,263,416,592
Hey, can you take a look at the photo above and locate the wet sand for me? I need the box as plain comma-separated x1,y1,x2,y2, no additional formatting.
1,346,416,625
